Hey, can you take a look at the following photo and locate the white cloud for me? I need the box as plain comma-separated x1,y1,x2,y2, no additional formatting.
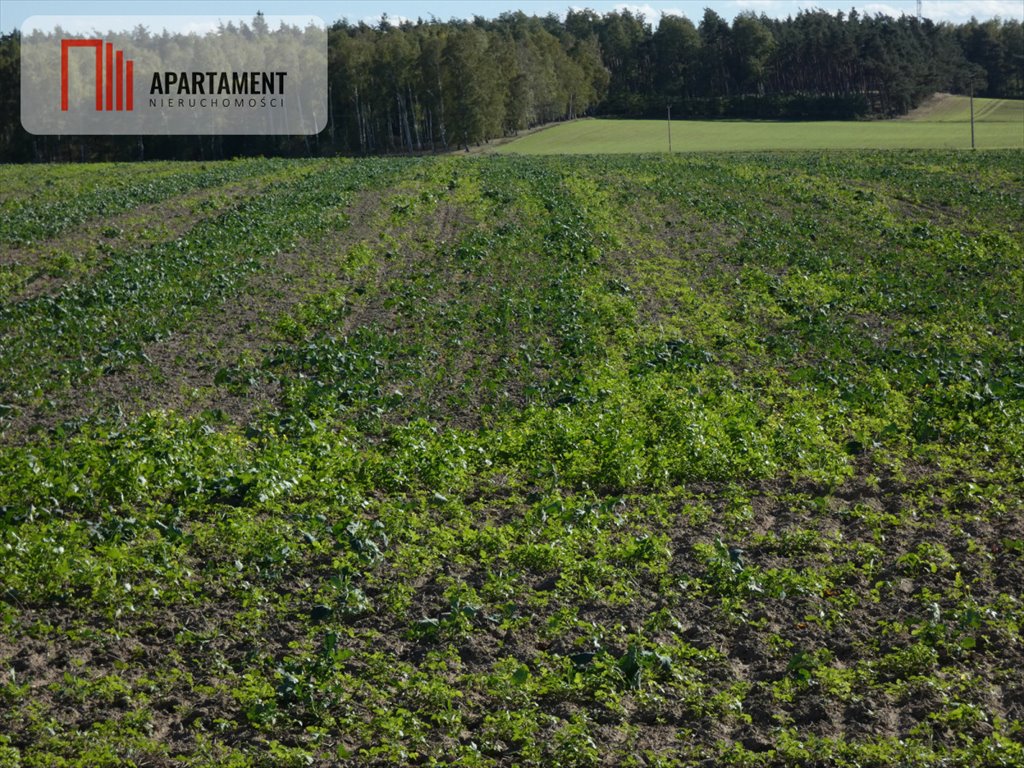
725,1,789,9
861,3,907,16
922,1,1024,21
21,14,324,36
613,4,688,23
858,1,1022,21
360,14,414,27
22,15,203,35
723,1,1020,22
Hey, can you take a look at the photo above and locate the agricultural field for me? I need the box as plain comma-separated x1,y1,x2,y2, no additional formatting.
1,150,1023,767
900,94,1024,123
495,96,1024,154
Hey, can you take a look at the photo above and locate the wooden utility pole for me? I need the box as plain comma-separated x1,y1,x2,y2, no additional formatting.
964,64,984,150
970,83,975,150
667,105,672,153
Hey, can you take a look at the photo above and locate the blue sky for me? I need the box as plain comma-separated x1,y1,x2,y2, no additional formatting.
4,0,1021,33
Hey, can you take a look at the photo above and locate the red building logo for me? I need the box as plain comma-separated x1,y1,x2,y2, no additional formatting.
60,39,134,111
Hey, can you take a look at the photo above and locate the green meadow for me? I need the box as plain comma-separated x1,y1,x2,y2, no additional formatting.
496,96,1024,154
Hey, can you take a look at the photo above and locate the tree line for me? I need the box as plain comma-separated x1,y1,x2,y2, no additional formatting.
0,8,1020,162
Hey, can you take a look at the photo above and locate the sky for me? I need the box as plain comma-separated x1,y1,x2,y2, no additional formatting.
3,0,1021,34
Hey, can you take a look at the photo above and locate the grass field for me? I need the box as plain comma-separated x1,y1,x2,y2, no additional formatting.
901,93,1024,122
496,96,1024,154
1,151,1023,767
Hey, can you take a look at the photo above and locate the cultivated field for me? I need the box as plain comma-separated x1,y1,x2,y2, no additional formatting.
1,151,1022,767
495,96,1024,154
900,93,1024,123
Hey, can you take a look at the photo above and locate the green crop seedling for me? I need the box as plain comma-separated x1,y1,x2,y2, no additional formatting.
0,150,1021,766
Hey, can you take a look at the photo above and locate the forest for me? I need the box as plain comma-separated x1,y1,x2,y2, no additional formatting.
0,7,1021,161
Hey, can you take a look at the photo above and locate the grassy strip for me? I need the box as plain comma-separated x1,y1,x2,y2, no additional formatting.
496,110,1024,154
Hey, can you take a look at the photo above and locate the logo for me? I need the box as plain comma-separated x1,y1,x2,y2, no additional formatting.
61,39,134,112
22,15,327,135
